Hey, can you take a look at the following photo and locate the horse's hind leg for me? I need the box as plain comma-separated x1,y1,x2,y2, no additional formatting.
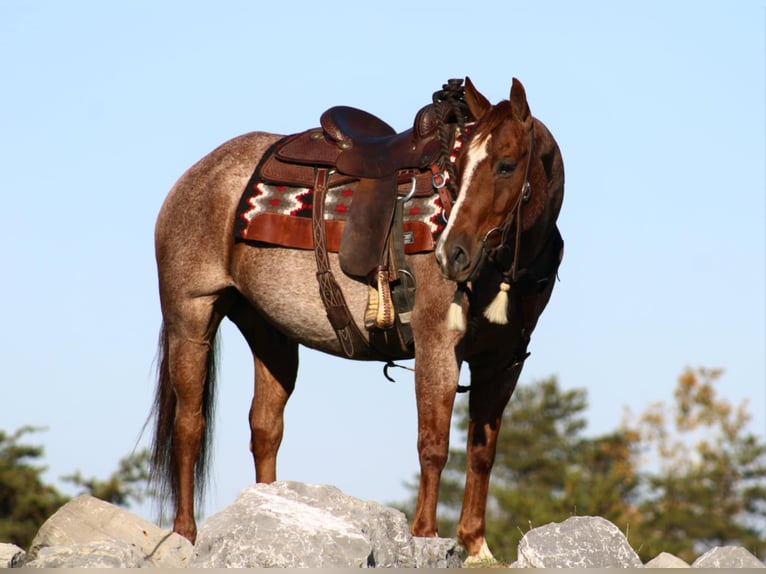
154,294,227,544
227,296,298,483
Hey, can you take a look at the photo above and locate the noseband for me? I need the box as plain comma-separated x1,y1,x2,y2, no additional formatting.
480,124,535,285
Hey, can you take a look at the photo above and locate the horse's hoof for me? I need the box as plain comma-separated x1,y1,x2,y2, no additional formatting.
173,522,197,545
463,539,497,567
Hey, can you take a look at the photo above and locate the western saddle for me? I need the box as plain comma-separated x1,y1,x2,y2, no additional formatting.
253,80,470,359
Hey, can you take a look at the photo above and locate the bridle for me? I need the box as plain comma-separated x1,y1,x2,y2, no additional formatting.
480,124,535,285
431,81,540,331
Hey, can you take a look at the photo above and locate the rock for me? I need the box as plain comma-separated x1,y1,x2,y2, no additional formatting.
515,515,642,568
24,539,146,568
191,481,462,568
27,494,192,568
412,536,464,568
644,551,690,568
0,543,25,568
9,488,763,568
691,546,765,568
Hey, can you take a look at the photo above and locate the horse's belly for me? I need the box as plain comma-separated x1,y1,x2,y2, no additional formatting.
231,245,373,357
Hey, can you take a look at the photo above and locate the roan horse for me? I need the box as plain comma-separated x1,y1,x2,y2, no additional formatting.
149,77,563,562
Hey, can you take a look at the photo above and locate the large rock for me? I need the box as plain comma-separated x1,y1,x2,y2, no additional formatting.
190,481,462,568
26,494,192,568
691,546,765,568
514,516,642,568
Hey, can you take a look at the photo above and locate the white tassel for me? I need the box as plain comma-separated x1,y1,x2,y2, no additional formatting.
446,286,467,333
483,281,510,324
447,300,466,333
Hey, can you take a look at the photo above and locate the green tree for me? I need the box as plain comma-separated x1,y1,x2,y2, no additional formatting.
626,367,766,562
62,449,151,508
0,427,69,548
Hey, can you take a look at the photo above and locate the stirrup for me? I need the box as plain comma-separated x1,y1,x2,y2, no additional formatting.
364,266,395,331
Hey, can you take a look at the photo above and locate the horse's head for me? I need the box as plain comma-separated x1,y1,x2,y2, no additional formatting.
435,77,563,283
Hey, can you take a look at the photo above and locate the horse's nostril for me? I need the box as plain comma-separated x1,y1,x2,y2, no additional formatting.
436,239,473,280
451,245,469,272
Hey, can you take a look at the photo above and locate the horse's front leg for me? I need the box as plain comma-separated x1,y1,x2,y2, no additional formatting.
409,299,463,537
408,256,464,538
457,361,522,560
412,362,457,536
411,350,459,537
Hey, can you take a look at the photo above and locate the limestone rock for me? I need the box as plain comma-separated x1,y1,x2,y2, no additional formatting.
515,515,642,568
412,536,464,568
24,539,145,568
0,543,25,568
191,481,461,568
644,551,690,568
691,546,765,568
27,494,192,568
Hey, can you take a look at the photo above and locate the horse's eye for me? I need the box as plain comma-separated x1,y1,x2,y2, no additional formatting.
496,160,517,175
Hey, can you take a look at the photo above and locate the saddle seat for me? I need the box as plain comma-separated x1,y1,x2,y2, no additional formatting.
320,104,441,178
256,101,454,282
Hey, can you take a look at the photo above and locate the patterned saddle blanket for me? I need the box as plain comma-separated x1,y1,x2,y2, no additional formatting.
234,173,447,254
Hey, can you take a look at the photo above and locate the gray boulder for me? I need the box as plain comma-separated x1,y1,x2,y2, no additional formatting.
0,543,25,568
514,516,642,568
191,481,462,568
692,546,765,568
27,494,192,568
412,536,465,568
644,551,690,568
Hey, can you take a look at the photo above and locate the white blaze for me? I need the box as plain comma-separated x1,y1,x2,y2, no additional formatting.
435,133,492,262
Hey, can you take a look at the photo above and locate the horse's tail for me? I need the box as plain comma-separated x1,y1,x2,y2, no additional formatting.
148,322,219,525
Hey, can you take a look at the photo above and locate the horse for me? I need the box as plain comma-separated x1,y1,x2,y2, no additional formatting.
149,76,564,562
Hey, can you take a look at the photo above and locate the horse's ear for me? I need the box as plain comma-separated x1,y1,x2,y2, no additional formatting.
464,76,491,119
509,77,531,122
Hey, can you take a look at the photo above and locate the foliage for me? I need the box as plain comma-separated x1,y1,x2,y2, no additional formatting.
0,426,151,550
626,367,766,562
0,426,69,548
62,449,151,508
398,369,766,563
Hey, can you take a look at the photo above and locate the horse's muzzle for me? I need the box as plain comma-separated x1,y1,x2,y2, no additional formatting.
435,238,475,283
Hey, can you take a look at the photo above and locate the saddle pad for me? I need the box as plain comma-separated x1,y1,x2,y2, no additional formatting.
234,175,446,253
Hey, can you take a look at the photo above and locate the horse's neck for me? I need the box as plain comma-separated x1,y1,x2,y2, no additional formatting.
518,119,563,267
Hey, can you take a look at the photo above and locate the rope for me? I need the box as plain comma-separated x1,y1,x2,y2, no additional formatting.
432,79,467,199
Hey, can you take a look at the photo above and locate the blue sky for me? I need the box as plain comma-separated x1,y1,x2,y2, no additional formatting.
1,1,764,523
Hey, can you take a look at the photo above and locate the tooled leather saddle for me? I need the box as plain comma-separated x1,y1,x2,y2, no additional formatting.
236,81,471,359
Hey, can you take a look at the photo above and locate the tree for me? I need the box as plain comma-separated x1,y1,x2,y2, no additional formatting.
62,449,151,508
626,367,766,562
0,427,69,548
